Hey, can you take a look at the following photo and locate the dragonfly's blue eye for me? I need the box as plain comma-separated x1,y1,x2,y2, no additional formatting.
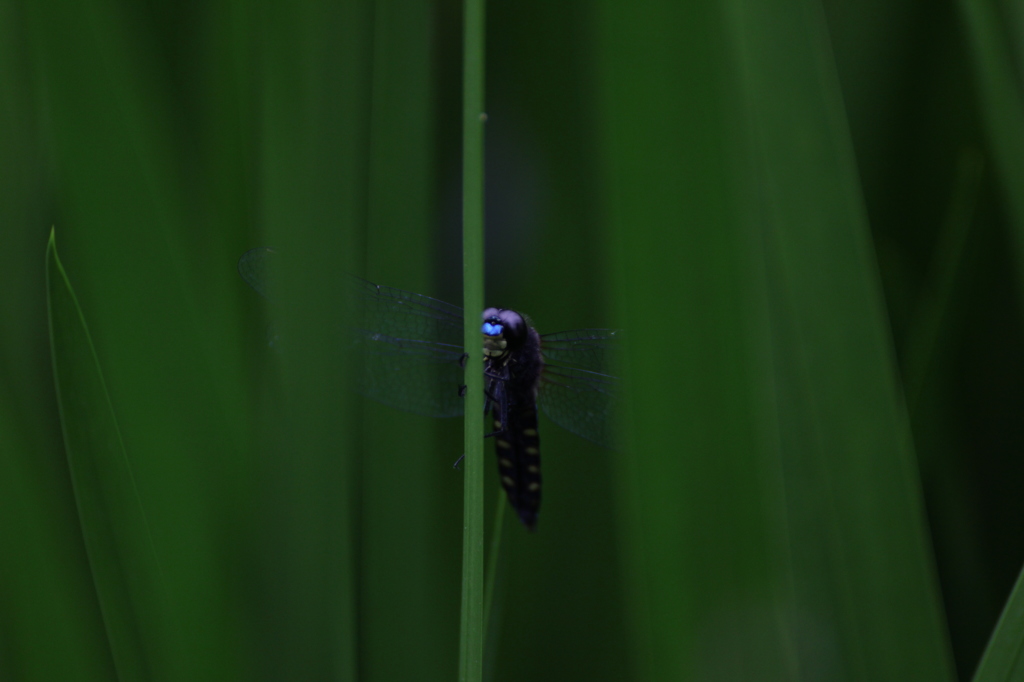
482,321,503,337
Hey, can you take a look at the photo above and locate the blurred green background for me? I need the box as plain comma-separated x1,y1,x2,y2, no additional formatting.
2,0,1023,680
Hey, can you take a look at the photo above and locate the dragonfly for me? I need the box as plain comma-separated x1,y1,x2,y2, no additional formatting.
238,247,619,530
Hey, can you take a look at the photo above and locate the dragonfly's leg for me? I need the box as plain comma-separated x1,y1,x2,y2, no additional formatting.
483,379,508,439
453,454,465,470
483,375,502,414
466,362,505,404
483,363,509,389
483,358,509,382
484,389,510,440
459,353,469,369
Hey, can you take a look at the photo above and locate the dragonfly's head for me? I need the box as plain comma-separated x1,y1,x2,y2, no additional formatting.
482,307,526,356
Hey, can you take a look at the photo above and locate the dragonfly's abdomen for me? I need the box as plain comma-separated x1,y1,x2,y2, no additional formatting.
493,403,542,530
488,325,544,530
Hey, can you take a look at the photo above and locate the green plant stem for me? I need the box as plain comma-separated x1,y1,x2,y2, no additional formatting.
459,0,486,679
483,496,505,630
483,496,507,681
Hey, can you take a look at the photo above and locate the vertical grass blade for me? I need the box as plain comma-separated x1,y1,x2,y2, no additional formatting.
482,497,507,682
0,7,115,679
729,1,956,677
25,2,253,675
951,4,1024,675
460,0,486,678
600,0,956,678
257,1,370,678
359,1,452,679
45,230,167,681
960,0,1024,294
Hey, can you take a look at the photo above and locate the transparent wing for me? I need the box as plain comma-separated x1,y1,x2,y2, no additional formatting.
351,279,466,418
538,330,621,448
238,247,467,418
351,277,463,348
238,247,275,298
539,329,620,373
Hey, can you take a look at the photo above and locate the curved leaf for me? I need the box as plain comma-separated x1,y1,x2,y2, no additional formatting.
46,229,166,681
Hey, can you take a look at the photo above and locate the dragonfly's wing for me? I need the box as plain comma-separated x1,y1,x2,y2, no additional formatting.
352,279,466,418
538,329,620,374
238,247,467,418
354,333,466,418
352,277,463,346
538,330,621,448
238,247,275,298
537,365,618,449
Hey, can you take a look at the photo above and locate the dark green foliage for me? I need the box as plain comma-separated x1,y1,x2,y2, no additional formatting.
2,0,1023,680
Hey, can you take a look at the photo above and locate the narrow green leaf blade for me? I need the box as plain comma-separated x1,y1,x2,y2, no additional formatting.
973,564,1024,681
729,2,957,678
460,0,487,679
960,0,1024,291
600,1,956,679
958,5,1024,678
255,1,369,678
45,230,166,681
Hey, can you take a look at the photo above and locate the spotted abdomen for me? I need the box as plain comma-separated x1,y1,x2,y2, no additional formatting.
493,405,542,530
